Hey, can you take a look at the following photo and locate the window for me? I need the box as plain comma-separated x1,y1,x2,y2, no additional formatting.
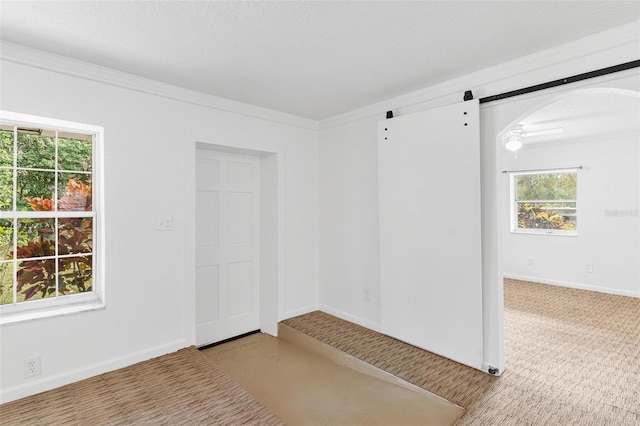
511,169,577,235
0,111,103,324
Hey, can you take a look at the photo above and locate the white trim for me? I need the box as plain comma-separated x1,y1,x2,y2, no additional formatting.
281,304,319,322
0,211,95,219
503,273,640,299
0,111,104,323
0,339,186,404
511,229,577,237
183,138,287,346
0,42,319,132
319,21,640,129
318,304,381,333
509,168,579,236
3,23,637,133
0,110,104,134
0,297,103,325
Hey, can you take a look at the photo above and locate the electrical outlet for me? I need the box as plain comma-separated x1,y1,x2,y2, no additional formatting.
363,288,371,302
24,356,41,378
585,263,594,273
527,257,534,266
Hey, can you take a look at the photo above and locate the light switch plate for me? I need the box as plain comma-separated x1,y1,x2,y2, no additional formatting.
157,216,173,231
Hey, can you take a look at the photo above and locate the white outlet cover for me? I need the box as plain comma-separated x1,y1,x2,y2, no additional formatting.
24,355,41,378
364,288,371,301
157,216,173,231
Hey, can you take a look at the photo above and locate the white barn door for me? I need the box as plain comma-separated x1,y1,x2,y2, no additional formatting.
195,149,260,346
378,100,484,370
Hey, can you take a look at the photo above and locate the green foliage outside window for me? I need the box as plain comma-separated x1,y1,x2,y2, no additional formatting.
0,129,93,305
517,203,577,231
1,130,92,211
515,171,577,232
0,179,93,304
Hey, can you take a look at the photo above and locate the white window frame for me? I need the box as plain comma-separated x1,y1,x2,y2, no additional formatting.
0,111,104,324
510,168,578,237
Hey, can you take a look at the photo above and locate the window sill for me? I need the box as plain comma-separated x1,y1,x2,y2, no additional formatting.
0,298,105,326
511,229,578,237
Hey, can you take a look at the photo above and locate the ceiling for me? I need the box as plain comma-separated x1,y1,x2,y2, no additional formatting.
1,1,639,121
515,89,640,148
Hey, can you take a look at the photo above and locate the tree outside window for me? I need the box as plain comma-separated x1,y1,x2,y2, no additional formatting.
512,170,578,235
0,125,94,306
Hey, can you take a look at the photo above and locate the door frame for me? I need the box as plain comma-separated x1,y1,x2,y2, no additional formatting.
185,137,285,345
489,79,640,375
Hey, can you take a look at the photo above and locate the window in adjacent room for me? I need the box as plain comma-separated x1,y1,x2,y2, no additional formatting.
0,111,103,323
511,169,578,235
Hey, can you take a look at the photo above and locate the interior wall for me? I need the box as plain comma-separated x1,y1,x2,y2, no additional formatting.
0,56,319,402
501,89,639,296
1,20,638,403
317,22,640,372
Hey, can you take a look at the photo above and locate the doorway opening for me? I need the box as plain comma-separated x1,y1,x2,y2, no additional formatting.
185,141,283,347
493,86,640,411
497,87,640,298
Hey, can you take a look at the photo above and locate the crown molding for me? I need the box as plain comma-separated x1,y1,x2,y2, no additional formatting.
319,20,640,130
3,20,638,133
0,41,320,131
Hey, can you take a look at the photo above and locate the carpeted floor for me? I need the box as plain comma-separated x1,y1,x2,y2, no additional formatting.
2,279,638,425
0,347,282,425
282,311,497,411
283,279,640,425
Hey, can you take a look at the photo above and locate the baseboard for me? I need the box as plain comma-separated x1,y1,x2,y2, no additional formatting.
281,304,319,321
318,305,381,332
504,274,640,298
0,339,186,404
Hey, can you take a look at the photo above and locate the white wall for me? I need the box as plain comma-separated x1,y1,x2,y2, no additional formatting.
0,47,318,402
2,19,639,403
500,91,639,296
318,118,382,330
318,22,640,372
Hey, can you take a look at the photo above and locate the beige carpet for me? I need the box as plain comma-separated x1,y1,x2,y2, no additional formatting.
282,311,498,411
462,279,640,425
0,347,282,425
283,279,640,425
2,279,638,425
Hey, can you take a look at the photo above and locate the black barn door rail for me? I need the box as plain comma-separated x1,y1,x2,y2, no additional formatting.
477,59,640,104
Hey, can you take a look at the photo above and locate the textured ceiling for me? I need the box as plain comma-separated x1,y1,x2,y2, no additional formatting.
517,90,640,148
1,1,639,120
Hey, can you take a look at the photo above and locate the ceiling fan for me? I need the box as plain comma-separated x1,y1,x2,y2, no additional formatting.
505,125,565,152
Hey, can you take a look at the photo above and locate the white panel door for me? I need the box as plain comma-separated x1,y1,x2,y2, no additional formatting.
196,149,260,346
378,100,484,370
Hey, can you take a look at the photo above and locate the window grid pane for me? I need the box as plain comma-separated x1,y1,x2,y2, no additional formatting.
0,261,14,305
58,255,92,297
0,122,95,307
513,171,578,233
17,131,55,169
16,258,57,301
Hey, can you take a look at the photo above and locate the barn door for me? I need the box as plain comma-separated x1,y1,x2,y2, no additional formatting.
378,100,484,370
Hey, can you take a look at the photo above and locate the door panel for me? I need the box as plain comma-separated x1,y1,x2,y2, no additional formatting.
377,100,484,371
228,261,253,317
196,191,219,247
196,266,219,323
196,149,260,346
228,192,252,244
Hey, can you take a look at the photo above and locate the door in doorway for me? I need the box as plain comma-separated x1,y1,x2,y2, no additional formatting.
377,100,484,371
195,149,260,346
